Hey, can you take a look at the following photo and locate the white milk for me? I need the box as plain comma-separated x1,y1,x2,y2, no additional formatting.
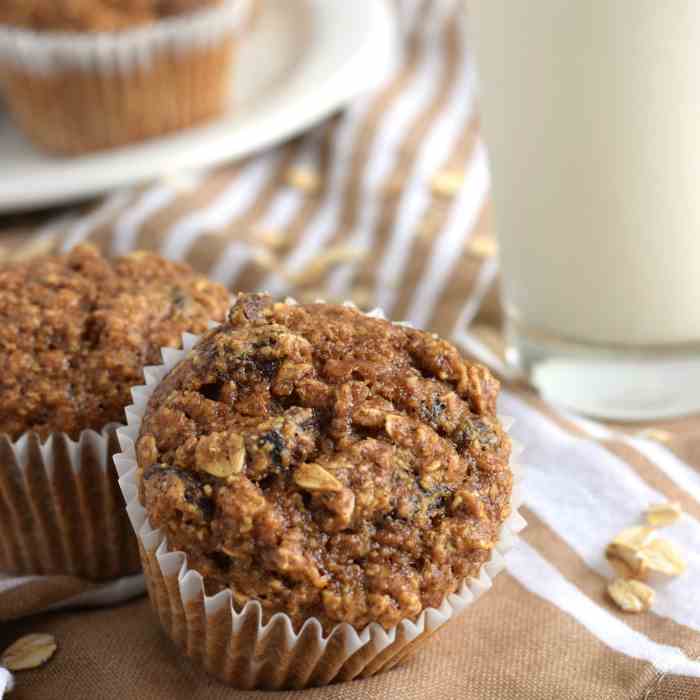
466,0,700,346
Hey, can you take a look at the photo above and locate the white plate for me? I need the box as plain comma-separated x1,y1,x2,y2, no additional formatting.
0,0,397,213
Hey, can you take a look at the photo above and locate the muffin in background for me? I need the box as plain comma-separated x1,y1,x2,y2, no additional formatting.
122,293,518,688
0,245,231,580
0,0,251,155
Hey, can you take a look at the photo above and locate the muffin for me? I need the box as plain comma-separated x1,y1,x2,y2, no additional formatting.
0,244,230,580
0,0,251,154
119,293,520,689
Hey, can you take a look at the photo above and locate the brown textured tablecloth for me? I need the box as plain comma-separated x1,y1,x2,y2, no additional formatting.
1,1,700,698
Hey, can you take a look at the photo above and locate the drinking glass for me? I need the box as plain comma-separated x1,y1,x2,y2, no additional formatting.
466,0,700,420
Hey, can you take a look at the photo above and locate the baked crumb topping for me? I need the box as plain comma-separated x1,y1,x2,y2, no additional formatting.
138,293,513,632
0,245,229,439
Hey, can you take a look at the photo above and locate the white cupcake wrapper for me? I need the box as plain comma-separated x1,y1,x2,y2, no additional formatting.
115,304,526,690
0,425,142,583
0,0,251,75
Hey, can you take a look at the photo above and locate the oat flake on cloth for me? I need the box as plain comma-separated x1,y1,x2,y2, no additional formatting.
1,1,699,698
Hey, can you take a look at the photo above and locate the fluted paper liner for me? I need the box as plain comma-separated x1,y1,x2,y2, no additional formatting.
0,425,141,581
0,0,251,154
115,305,526,690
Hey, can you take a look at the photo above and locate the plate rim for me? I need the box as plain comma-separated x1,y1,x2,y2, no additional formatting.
0,0,397,213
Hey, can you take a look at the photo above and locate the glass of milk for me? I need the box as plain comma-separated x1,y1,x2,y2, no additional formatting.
465,0,700,420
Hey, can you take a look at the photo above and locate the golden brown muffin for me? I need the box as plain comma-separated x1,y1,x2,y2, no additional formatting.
137,293,513,633
0,0,246,154
0,0,223,32
0,245,230,440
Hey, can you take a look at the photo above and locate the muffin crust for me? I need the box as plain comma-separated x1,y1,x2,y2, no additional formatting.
0,245,230,439
137,294,513,632
0,0,223,32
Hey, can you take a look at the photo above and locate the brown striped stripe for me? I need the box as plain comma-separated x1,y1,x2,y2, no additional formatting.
284,0,432,284
668,440,700,477
266,118,340,247
437,573,659,700
223,0,432,299
526,399,700,464
644,435,700,479
423,200,491,338
70,193,138,254
0,576,94,622
184,140,302,279
347,13,462,303
441,201,503,334
517,390,598,438
605,416,700,445
600,441,700,519
83,189,145,255
517,391,700,517
0,220,71,262
132,167,245,253
522,507,700,655
0,577,664,700
232,123,341,293
401,0,428,40
473,262,503,329
390,114,480,322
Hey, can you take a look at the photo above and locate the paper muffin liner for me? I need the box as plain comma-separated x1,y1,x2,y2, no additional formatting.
0,0,251,154
114,304,526,690
0,425,142,581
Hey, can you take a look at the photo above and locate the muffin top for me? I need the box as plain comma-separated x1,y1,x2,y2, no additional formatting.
0,245,230,440
0,0,223,33
137,293,513,632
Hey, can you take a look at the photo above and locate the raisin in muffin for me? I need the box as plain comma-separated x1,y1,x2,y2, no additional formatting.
137,293,513,632
0,244,230,580
0,0,249,154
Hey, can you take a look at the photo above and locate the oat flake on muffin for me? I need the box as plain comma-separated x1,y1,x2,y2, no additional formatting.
0,245,230,440
136,293,513,633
